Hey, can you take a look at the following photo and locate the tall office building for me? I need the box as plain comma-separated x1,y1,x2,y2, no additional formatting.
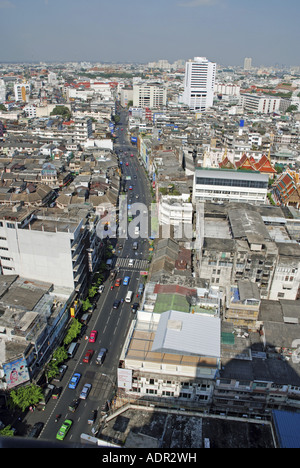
182,57,216,111
244,57,252,70
0,80,6,103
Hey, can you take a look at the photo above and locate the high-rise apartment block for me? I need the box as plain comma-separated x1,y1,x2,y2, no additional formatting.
14,82,31,102
74,116,93,143
182,57,216,111
244,57,252,70
0,80,6,104
133,81,167,109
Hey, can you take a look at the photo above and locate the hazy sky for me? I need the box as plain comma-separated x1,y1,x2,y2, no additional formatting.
0,0,299,67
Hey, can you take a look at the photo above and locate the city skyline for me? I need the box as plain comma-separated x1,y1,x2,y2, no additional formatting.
0,0,299,67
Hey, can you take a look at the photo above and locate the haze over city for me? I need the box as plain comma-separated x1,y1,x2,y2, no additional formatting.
0,0,299,67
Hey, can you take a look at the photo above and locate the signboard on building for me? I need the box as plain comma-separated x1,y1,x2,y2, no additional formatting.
117,368,132,390
3,357,30,389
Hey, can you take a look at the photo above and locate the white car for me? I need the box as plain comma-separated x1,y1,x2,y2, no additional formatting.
128,259,134,267
80,383,92,400
98,285,104,294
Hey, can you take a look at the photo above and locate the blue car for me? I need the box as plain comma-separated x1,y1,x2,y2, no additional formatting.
68,372,81,389
123,276,130,286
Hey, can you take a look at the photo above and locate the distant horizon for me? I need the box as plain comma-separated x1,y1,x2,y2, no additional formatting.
0,0,299,68
0,60,298,70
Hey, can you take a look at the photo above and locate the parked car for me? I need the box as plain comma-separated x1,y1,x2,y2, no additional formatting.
83,349,94,363
27,422,44,438
98,285,104,294
52,386,62,399
53,364,68,382
68,373,81,389
80,383,92,400
89,330,98,343
88,410,97,425
131,303,139,313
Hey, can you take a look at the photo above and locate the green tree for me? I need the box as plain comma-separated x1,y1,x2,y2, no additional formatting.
0,425,15,437
9,384,43,412
63,318,82,346
88,284,98,298
82,297,92,311
286,105,298,113
45,346,68,380
50,105,71,121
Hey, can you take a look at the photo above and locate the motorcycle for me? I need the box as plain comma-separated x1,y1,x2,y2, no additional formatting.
55,414,61,423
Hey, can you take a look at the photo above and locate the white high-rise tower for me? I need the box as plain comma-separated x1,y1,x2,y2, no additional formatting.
182,57,216,111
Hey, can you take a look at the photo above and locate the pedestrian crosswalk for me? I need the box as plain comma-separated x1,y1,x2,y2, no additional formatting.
114,257,149,270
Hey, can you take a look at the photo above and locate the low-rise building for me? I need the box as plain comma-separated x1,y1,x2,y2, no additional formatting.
192,168,268,205
120,310,221,405
0,275,77,389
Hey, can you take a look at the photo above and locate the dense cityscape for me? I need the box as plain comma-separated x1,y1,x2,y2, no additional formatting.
0,55,300,450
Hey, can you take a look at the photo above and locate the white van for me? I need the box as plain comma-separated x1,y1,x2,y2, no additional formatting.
125,291,133,303
67,342,79,358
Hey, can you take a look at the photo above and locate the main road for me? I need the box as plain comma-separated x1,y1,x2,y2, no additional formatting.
35,106,152,445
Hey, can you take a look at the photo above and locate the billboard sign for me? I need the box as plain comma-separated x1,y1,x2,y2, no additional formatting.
3,357,30,389
117,368,132,390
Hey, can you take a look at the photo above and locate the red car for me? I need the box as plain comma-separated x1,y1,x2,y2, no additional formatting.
89,330,97,343
130,153,134,157
115,278,121,287
83,349,94,363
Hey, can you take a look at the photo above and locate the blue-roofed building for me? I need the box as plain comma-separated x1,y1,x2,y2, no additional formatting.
273,410,300,448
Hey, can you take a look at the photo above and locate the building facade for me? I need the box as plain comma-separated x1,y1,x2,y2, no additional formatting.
74,117,93,144
0,206,101,297
133,82,167,109
182,57,216,111
240,93,281,114
120,310,221,406
192,168,269,204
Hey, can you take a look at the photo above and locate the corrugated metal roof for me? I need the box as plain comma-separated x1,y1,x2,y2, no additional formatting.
151,310,221,359
273,410,300,448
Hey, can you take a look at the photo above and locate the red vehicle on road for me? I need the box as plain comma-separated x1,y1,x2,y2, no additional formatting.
88,330,97,343
83,349,94,363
